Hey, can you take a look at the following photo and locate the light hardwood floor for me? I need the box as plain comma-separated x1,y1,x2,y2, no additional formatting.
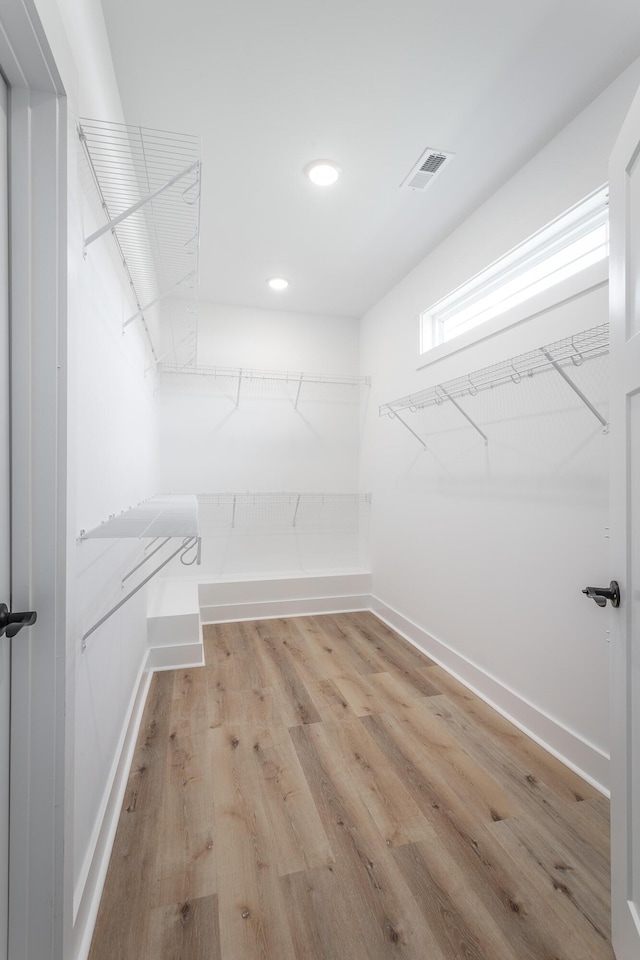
88,612,614,960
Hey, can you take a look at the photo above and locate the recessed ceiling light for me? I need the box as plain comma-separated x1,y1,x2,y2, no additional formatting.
268,277,289,291
306,160,340,186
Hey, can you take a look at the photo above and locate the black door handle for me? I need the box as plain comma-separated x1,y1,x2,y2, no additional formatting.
0,603,37,639
582,581,620,608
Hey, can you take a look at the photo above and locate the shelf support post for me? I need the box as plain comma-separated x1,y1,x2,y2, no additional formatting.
541,350,608,429
389,410,427,449
123,271,196,329
294,373,304,410
439,386,489,445
236,371,243,406
122,537,171,584
292,494,301,526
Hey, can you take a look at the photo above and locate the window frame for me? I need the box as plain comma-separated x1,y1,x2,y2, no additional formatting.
418,185,609,367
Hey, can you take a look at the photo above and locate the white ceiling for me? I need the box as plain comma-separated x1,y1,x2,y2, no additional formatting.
99,0,640,319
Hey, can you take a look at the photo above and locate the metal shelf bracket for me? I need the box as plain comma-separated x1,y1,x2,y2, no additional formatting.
83,161,199,250
438,385,489,445
81,535,201,650
123,270,196,330
388,410,427,449
541,349,608,431
121,536,171,584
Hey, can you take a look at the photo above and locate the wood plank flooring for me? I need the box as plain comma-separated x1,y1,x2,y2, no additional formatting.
88,612,614,960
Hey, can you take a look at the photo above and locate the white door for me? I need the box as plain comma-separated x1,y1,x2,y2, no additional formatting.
608,79,640,960
0,72,10,960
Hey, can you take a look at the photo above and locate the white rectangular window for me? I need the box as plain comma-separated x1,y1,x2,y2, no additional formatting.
420,185,609,354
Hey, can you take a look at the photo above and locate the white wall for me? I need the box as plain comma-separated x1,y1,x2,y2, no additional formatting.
360,59,640,790
158,301,368,576
32,1,161,954
70,172,158,934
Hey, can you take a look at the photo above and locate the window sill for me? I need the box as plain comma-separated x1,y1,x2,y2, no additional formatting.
417,259,609,371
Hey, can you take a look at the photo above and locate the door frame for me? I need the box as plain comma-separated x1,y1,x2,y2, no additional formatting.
608,75,640,958
0,3,68,959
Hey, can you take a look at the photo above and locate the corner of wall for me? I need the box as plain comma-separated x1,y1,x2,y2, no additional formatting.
369,596,610,795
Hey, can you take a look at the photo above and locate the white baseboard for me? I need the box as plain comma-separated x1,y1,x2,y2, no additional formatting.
201,593,370,623
71,634,207,960
370,595,610,795
200,571,372,623
72,661,152,960
146,641,205,670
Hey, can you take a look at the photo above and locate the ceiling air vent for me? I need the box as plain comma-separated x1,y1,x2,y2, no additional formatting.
401,147,454,191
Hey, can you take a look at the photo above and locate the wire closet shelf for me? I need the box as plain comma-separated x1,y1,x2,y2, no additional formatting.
379,323,609,446
159,364,370,386
78,496,201,649
197,492,372,531
79,118,201,368
159,364,371,407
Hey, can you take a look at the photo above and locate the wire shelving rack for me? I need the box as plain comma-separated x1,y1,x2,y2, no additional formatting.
197,492,372,531
78,496,201,649
79,118,201,367
159,364,371,407
380,323,609,446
